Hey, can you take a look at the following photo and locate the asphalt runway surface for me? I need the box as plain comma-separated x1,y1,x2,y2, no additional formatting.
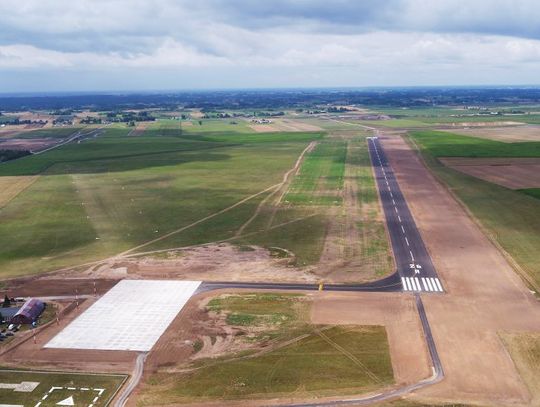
367,136,444,294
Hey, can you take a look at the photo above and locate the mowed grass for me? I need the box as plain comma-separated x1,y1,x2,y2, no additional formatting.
410,131,540,290
139,326,393,405
284,140,346,205
0,124,325,277
0,369,126,407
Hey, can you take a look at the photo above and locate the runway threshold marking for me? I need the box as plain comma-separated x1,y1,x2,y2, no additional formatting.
402,277,443,292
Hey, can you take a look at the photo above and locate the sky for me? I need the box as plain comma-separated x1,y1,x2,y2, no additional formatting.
1,0,540,92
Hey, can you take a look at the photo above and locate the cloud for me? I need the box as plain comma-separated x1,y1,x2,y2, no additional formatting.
1,0,540,90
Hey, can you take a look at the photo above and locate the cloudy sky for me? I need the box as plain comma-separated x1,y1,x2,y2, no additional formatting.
1,0,540,92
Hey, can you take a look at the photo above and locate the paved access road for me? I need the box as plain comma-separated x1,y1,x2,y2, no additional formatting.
367,136,444,294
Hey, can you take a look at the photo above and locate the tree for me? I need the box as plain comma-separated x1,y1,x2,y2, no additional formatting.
2,295,10,308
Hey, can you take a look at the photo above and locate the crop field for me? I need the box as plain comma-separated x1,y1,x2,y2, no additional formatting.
0,369,126,407
138,292,393,405
0,123,327,277
410,130,540,290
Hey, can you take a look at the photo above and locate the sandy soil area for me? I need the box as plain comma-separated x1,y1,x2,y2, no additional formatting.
382,135,540,406
85,244,319,283
273,119,323,132
128,122,151,136
441,125,540,142
249,124,280,133
0,138,57,151
445,121,525,128
440,157,540,189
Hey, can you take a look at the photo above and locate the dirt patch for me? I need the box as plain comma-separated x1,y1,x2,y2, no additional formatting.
0,277,118,298
273,119,323,132
0,138,57,151
128,122,151,136
445,121,525,127
439,157,540,189
80,244,318,283
381,135,540,406
249,124,279,133
441,125,540,142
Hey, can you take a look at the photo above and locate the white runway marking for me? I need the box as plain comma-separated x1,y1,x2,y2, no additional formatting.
433,278,444,292
401,225,405,233
394,207,399,214
398,215,402,222
426,278,434,291
405,237,410,246
421,278,429,290
409,251,415,261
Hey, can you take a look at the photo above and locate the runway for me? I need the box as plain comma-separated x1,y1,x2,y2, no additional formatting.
367,136,444,293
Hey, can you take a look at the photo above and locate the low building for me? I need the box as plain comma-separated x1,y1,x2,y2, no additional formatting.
0,307,21,323
11,299,45,325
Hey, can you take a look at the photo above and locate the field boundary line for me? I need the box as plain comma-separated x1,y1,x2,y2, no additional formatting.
118,183,281,256
314,328,382,384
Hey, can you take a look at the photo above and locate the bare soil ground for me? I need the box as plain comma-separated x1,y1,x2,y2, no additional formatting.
272,119,323,132
444,121,525,128
439,157,540,189
128,122,151,136
0,137,57,151
441,125,540,142
248,124,280,133
82,244,318,283
382,135,540,406
1,277,118,297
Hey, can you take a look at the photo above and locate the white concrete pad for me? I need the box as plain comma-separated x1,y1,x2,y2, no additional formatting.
45,280,201,351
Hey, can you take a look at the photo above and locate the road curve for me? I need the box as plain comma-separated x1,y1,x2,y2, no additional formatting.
114,352,148,407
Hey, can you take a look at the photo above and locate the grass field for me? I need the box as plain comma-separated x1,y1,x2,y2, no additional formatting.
0,122,327,277
519,188,540,200
410,131,540,290
501,332,540,406
206,293,311,341
139,326,393,405
0,369,126,406
284,140,346,205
